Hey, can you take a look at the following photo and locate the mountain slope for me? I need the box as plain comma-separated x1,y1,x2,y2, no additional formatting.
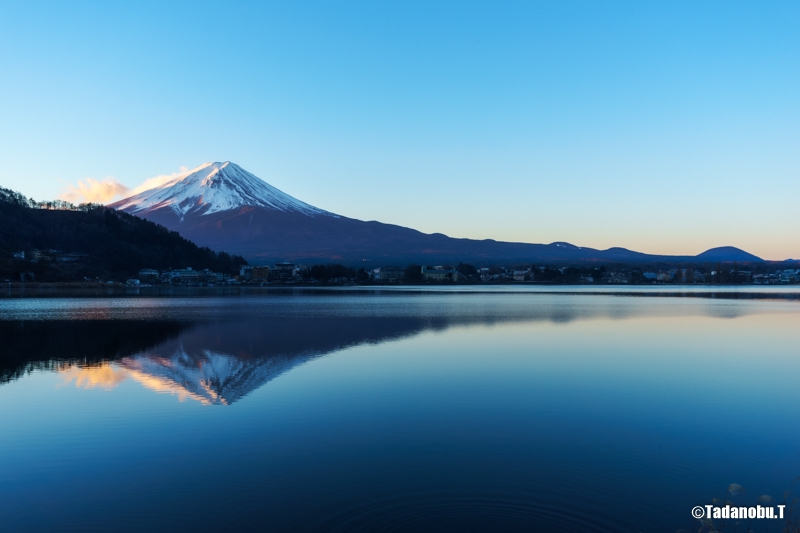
115,161,330,218
111,162,763,265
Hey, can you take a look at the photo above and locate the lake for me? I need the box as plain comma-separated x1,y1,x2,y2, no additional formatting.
1,288,798,532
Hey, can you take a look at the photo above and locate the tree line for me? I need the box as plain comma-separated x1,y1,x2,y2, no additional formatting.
0,186,103,212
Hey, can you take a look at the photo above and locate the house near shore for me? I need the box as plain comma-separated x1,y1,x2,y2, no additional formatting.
373,267,404,282
271,262,296,282
421,266,459,282
513,269,531,281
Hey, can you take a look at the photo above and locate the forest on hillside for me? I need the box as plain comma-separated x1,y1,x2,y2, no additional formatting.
0,186,247,282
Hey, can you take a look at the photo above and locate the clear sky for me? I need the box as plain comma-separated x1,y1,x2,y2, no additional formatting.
1,1,798,260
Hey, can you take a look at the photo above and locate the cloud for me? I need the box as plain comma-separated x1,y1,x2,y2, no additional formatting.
58,165,191,205
59,178,131,204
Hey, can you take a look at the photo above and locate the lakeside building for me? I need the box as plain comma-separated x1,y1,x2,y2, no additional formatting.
138,269,159,280
127,261,798,287
128,267,232,285
28,249,88,262
780,269,800,283
240,263,299,283
602,272,630,284
513,269,531,281
29,250,53,262
373,267,404,282
252,266,271,282
271,262,296,282
168,268,203,283
164,268,225,284
421,266,459,282
754,269,800,284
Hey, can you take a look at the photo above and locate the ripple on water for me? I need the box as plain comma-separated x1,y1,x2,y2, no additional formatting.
305,490,623,533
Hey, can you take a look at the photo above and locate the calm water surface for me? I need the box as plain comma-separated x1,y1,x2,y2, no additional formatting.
1,289,798,532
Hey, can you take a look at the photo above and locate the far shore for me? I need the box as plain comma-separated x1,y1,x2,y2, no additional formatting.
1,282,799,301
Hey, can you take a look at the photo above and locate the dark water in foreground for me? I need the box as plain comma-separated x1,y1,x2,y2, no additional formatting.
1,290,799,532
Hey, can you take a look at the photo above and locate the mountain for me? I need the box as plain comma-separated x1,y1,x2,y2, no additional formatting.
695,246,763,263
114,161,330,218
111,162,763,265
0,185,247,281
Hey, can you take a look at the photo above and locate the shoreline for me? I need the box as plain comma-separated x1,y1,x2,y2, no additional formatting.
2,283,799,301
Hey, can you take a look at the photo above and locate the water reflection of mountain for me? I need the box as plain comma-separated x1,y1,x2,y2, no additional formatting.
115,317,467,405
1,316,478,403
1,293,775,403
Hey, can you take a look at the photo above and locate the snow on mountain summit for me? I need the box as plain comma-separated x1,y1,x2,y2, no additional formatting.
113,162,331,218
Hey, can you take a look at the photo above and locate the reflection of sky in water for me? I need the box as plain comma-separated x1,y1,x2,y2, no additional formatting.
0,293,798,532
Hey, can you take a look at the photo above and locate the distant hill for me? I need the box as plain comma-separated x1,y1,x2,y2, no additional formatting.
111,161,765,265
0,186,247,281
695,246,763,263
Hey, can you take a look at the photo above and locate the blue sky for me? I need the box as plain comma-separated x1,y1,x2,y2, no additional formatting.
1,1,798,259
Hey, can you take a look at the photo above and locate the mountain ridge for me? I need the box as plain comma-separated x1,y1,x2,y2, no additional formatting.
110,162,764,265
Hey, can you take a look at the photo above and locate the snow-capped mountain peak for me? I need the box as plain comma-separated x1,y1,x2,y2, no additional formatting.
113,161,332,218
